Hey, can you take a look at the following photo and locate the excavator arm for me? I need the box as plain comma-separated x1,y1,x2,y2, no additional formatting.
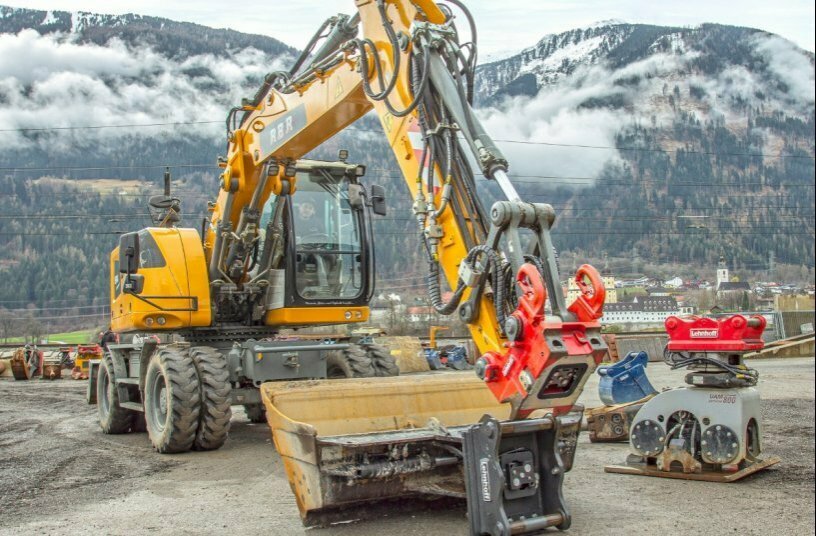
210,0,606,415
203,1,611,532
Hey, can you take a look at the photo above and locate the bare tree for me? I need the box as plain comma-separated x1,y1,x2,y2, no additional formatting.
0,309,15,343
25,317,44,344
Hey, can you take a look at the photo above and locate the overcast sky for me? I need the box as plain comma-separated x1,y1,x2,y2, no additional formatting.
5,0,815,55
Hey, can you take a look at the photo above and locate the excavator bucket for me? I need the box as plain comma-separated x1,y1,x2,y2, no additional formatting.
260,372,583,533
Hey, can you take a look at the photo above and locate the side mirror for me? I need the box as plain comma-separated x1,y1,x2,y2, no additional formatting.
123,274,145,294
347,183,365,210
370,184,387,216
119,232,140,274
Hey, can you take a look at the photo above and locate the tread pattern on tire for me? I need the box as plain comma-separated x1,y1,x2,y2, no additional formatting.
97,353,134,434
364,343,400,377
190,346,232,451
145,346,201,454
326,344,375,378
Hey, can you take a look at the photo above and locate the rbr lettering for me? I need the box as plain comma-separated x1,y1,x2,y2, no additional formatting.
269,116,295,144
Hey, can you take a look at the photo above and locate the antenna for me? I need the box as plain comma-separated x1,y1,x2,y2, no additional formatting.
164,167,171,197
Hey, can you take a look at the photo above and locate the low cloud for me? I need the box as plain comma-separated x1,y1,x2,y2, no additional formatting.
0,29,291,151
476,32,814,190
753,34,815,108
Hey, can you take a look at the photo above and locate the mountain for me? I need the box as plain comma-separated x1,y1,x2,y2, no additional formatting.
0,6,296,58
0,9,813,327
472,22,814,275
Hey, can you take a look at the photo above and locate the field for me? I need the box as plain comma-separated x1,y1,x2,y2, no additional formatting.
0,358,813,535
4,329,96,344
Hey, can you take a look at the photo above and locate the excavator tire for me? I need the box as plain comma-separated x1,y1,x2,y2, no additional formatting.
144,346,201,454
190,347,232,451
97,353,135,434
364,343,400,377
244,404,267,424
326,345,375,378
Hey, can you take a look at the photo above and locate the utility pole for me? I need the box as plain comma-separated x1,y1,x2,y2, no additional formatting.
768,251,775,282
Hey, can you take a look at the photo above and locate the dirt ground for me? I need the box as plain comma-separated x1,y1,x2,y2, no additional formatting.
0,357,813,535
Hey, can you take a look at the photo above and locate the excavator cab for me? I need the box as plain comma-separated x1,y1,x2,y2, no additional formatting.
256,158,382,327
267,163,374,307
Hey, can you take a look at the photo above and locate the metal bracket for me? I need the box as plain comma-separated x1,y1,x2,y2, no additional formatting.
462,412,582,535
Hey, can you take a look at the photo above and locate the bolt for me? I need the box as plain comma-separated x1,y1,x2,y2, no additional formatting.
524,464,532,472
475,358,488,380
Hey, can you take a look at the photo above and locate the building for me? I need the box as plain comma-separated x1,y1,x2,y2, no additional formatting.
602,296,679,325
716,256,729,288
567,275,618,304
406,306,435,323
716,255,750,297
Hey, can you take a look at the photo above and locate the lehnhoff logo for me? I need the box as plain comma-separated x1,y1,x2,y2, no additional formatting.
690,329,719,338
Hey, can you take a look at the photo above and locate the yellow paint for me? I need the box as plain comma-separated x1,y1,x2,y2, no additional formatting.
264,306,369,327
261,372,508,515
110,228,211,333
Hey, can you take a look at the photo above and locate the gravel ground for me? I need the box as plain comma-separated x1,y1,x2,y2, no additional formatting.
0,357,813,535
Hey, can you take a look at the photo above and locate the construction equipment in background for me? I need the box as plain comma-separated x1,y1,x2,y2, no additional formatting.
423,325,470,370
597,351,657,405
606,314,780,481
586,351,657,442
90,1,607,533
73,344,100,380
41,351,63,380
428,325,450,350
10,345,42,380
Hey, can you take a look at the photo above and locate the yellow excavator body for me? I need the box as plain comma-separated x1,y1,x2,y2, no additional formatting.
110,227,212,332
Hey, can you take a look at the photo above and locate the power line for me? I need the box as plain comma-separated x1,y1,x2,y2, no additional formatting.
16,312,110,321
0,120,809,160
350,128,816,160
0,232,126,236
0,163,214,172
0,304,110,313
0,121,222,133
0,213,207,220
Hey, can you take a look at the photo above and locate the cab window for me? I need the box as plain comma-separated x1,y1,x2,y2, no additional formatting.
291,175,363,300
138,230,166,269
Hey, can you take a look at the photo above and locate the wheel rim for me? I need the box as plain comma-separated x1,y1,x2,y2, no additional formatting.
148,371,169,433
99,366,111,416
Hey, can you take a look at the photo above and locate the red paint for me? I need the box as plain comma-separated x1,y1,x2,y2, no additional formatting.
479,264,607,417
664,314,766,352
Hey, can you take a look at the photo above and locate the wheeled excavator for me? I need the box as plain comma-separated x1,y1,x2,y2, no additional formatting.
89,1,609,533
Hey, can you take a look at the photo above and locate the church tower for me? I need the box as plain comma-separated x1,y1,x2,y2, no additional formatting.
716,255,729,287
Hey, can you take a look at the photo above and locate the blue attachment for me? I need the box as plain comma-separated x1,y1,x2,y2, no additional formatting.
424,349,443,370
597,351,657,405
424,345,470,370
